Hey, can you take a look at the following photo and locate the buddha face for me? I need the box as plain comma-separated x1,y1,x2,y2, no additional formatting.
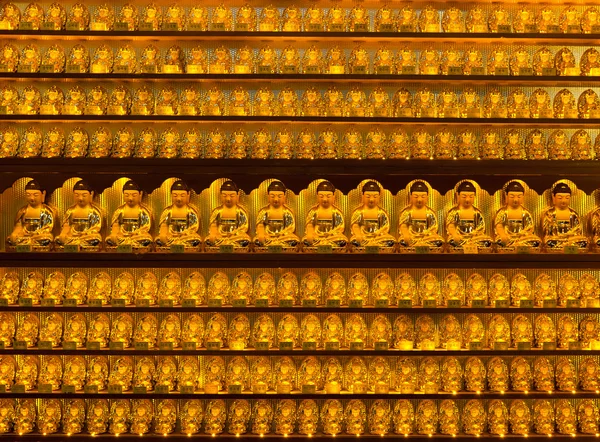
25,189,44,208
171,190,190,208
362,190,380,209
317,190,334,209
506,191,524,210
553,192,571,210
458,191,475,209
221,190,238,209
74,189,93,208
410,191,428,209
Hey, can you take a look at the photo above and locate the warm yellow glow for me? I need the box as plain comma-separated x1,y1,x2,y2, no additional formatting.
524,390,529,394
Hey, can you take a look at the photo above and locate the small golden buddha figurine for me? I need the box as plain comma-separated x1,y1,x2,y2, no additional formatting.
86,400,108,434
439,400,460,435
325,6,345,31
345,400,366,435
259,5,280,32
446,181,493,251
488,6,510,32
19,44,41,73
117,3,137,30
397,180,444,250
441,7,463,33
534,10,553,35
479,130,501,159
440,49,463,76
347,5,369,32
506,88,529,119
465,6,487,32
581,48,600,76
578,400,599,433
494,181,541,251
63,399,85,434
106,180,152,251
211,4,232,31
349,181,395,250
254,87,276,116
234,46,254,74
275,400,296,435
542,182,588,251
483,88,507,118
15,399,36,434
303,180,347,250
554,399,576,434
155,356,177,391
578,89,600,119
416,400,438,435
326,46,346,74
0,3,20,30
41,44,65,73
555,47,577,76
209,46,231,74
302,5,323,32
41,126,65,157
66,44,89,74
582,7,600,33
0,43,19,73
89,127,111,157
349,46,370,74
55,180,102,251
278,46,300,74
108,400,129,435
205,180,251,250
254,181,299,250
139,44,161,73
155,180,201,251
528,89,551,120
282,6,301,32
228,400,251,434
374,6,394,32
419,47,440,75
164,4,185,31
418,5,439,32
510,7,533,33
6,179,56,251
571,129,594,160
548,129,571,160
487,400,509,435
15,355,38,389
229,129,248,157
251,400,273,435
67,3,89,30
559,6,580,33
155,400,177,434
180,400,202,434
139,3,161,30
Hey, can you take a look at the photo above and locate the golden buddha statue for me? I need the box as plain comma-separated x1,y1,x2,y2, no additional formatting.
155,180,201,251
398,180,444,251
445,181,492,251
56,180,102,251
302,180,347,250
542,182,588,251
494,181,541,251
254,180,299,250
349,181,395,251
206,180,251,250
6,180,56,251
105,180,152,252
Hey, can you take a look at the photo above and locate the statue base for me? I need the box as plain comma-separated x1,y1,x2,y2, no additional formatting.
351,246,395,254
398,246,443,254
106,245,152,254
302,246,347,254
155,246,201,253
253,246,298,254
447,246,493,254
204,246,249,253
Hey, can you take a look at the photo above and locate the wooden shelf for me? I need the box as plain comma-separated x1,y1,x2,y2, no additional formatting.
0,252,599,269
